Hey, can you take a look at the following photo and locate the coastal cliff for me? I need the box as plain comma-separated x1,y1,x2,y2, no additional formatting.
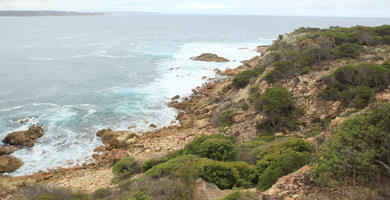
2,25,390,200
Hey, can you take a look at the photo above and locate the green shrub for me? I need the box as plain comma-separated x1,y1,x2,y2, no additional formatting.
33,195,55,200
257,149,311,190
220,191,241,200
254,137,312,191
220,110,234,126
332,43,361,58
198,138,238,161
255,87,297,131
140,149,186,172
301,66,310,74
320,63,390,107
145,155,199,178
382,35,390,45
322,28,359,45
219,191,255,200
340,86,375,108
127,190,153,200
91,188,111,199
112,157,139,182
311,103,390,185
141,157,169,172
374,25,390,36
184,135,234,156
198,159,257,189
232,70,259,89
71,191,91,200
263,70,277,83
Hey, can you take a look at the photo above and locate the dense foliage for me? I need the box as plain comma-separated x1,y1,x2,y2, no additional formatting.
252,87,297,132
112,157,139,182
263,25,390,83
198,159,257,189
319,63,390,108
184,134,237,161
311,103,390,185
254,137,312,190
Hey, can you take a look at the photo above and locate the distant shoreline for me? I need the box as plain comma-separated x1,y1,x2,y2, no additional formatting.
0,10,110,17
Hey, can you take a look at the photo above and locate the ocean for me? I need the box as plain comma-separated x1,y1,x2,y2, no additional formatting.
1,15,389,176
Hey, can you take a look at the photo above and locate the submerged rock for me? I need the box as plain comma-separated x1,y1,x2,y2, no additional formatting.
0,146,19,155
190,53,229,63
0,155,23,173
2,125,44,147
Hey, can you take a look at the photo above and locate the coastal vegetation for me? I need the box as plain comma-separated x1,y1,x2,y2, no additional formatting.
7,24,390,200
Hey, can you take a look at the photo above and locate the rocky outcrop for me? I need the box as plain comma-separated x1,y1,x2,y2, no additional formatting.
0,146,18,155
2,125,44,147
195,178,233,200
0,155,23,173
96,129,139,150
190,53,229,63
258,165,312,200
107,149,129,162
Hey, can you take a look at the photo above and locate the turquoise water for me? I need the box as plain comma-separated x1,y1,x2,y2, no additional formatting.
1,15,389,176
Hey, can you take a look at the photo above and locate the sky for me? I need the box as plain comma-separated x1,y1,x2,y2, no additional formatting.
0,0,390,18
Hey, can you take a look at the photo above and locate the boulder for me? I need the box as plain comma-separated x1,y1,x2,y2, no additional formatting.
0,155,23,173
93,146,107,152
2,125,44,147
0,146,18,155
100,131,139,149
107,149,129,162
190,53,229,63
171,95,180,101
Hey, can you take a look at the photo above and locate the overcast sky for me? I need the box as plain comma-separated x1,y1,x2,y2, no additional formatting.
0,0,390,18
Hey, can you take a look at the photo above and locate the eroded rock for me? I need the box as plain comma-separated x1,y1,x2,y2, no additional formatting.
190,53,229,63
107,149,129,162
2,125,44,147
97,130,139,149
0,155,23,173
0,146,18,155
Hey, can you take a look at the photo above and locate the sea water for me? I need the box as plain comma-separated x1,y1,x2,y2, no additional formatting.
1,15,389,176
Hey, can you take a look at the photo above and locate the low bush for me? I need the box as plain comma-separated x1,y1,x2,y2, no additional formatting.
264,60,297,83
184,135,235,156
198,138,238,161
91,188,112,199
320,63,390,108
198,159,257,189
120,176,197,200
112,157,139,182
218,191,256,200
311,103,390,185
257,149,311,190
141,157,169,172
140,149,185,172
339,86,375,108
254,87,297,132
374,25,390,36
220,110,234,127
145,155,199,179
232,69,261,89
254,137,312,191
332,43,361,58
17,185,74,200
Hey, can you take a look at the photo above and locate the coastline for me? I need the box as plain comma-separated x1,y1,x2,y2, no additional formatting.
0,46,268,197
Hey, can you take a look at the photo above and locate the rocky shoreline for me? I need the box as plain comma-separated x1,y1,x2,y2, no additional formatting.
0,50,264,198
2,25,390,199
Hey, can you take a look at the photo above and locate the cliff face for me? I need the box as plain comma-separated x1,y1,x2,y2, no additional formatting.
3,25,390,200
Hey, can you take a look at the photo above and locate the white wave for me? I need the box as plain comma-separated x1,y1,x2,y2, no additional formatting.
30,57,54,61
0,105,24,112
